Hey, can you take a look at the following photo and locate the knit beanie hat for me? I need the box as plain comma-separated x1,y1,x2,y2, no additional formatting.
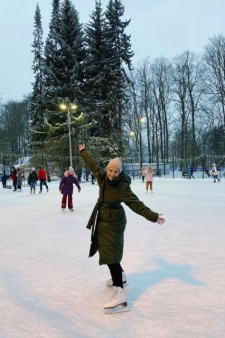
68,166,75,173
32,167,35,171
106,157,122,173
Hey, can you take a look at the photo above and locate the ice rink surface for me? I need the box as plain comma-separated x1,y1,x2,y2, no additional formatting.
0,177,224,338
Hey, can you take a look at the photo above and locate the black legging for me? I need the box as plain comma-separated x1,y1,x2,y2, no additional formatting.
107,263,123,288
40,179,48,191
13,181,17,190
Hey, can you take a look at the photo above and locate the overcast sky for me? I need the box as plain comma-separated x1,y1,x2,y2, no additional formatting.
1,0,225,101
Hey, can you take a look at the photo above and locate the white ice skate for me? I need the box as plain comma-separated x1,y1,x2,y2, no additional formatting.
103,287,129,314
106,271,127,287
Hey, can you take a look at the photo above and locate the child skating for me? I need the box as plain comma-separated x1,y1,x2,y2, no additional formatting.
79,144,165,313
145,164,155,193
59,166,81,211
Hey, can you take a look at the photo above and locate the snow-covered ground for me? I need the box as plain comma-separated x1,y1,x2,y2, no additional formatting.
0,177,224,338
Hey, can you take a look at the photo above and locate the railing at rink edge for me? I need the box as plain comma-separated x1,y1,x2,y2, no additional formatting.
123,167,225,179
1,152,225,180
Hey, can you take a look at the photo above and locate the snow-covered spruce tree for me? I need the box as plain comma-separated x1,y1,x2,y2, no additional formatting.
84,0,109,137
104,0,134,149
29,3,45,150
43,0,61,103
58,0,85,102
42,0,86,164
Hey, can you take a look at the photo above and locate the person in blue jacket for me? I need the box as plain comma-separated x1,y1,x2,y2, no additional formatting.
1,172,9,188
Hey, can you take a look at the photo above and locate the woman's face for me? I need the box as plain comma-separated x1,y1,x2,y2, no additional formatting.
107,167,120,180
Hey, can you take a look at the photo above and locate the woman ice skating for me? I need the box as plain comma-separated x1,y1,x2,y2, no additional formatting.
145,165,155,193
78,144,165,313
16,168,22,191
59,166,81,211
211,164,220,183
28,168,38,194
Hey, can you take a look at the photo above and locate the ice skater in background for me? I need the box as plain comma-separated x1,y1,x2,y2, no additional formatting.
79,144,165,313
59,166,81,211
145,164,155,193
190,166,195,179
38,166,49,193
28,168,38,194
141,166,145,183
1,172,9,188
11,167,17,191
91,172,95,184
16,168,22,191
211,164,220,183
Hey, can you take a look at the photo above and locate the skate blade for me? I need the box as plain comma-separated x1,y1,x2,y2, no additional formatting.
103,304,130,314
107,282,128,287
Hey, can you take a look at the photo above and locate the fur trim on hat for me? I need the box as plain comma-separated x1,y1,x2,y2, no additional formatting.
106,157,122,173
64,167,76,177
64,170,76,177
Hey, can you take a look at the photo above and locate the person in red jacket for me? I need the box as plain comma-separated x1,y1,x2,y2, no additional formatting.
38,166,49,193
11,167,17,191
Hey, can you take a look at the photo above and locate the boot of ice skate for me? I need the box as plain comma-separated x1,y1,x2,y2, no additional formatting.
30,190,32,194
106,271,127,287
33,190,35,194
103,286,127,309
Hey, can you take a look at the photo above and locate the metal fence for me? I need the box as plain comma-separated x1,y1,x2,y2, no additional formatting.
123,167,225,179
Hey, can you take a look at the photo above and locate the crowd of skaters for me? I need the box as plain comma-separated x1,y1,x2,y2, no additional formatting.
0,166,49,193
0,162,222,192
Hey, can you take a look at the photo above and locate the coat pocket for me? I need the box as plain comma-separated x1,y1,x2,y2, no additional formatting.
99,208,111,223
109,208,121,223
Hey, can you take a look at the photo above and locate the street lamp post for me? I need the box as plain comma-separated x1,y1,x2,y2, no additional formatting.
138,117,146,172
130,117,146,176
60,103,77,168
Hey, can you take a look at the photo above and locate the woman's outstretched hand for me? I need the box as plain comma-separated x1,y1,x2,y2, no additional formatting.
156,214,165,225
78,144,85,151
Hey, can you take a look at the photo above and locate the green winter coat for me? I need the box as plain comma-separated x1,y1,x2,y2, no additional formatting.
80,150,159,265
